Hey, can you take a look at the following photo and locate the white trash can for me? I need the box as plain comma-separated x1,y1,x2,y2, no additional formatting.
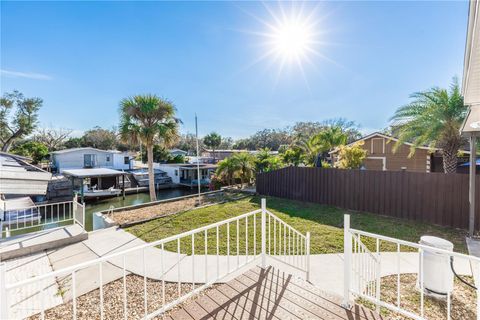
419,236,454,295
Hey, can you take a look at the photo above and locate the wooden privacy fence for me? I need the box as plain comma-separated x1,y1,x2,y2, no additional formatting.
256,166,480,230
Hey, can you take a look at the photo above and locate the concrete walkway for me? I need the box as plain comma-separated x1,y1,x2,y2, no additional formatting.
4,227,477,319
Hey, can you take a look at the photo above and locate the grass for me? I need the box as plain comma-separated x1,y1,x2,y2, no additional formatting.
125,196,468,255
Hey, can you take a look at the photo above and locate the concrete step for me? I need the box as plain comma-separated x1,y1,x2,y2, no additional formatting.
0,224,88,260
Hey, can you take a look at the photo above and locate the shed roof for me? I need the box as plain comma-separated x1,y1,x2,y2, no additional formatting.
62,168,126,178
51,147,126,155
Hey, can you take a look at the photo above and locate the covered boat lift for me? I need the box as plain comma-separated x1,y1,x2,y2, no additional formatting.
460,0,480,236
62,168,127,203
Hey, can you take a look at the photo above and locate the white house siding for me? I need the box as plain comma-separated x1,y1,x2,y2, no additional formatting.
155,164,181,183
52,148,132,173
113,153,133,170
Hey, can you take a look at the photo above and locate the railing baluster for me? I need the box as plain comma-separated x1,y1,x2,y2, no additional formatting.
420,248,424,317
274,219,276,256
192,234,195,290
236,219,239,268
161,243,165,307
143,248,147,316
283,223,286,260
253,213,256,257
205,229,208,283
216,225,220,278
177,238,181,298
72,271,77,320
123,255,127,320
227,222,230,274
245,217,248,263
99,262,104,320
397,243,400,308
268,214,271,255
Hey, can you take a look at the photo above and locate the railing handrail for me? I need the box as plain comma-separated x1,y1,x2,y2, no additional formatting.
0,200,74,213
350,228,480,262
266,209,306,238
6,208,263,290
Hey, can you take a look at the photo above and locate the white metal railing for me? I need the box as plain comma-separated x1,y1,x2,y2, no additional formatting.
343,214,480,320
265,208,310,280
0,198,310,319
0,198,85,238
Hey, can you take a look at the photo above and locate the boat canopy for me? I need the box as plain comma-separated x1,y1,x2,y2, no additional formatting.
62,168,126,178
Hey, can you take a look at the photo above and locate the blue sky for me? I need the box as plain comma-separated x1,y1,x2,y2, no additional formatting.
0,1,469,138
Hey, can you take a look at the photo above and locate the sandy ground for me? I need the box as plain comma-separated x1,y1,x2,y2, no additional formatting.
358,273,476,320
109,192,246,225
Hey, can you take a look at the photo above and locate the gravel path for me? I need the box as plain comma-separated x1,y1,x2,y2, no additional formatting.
27,274,219,320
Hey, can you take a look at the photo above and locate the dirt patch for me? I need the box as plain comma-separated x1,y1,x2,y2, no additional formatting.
358,273,476,320
28,274,219,320
108,191,246,226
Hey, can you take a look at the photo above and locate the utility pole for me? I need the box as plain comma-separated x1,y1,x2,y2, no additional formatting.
195,114,201,204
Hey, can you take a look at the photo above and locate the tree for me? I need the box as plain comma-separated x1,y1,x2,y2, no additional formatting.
390,78,467,173
83,126,118,150
281,146,304,166
174,133,203,155
0,90,42,152
119,94,180,201
33,127,72,150
232,152,255,185
254,148,284,173
11,141,49,164
312,126,348,154
233,129,291,150
298,136,323,166
216,156,240,185
218,137,234,149
335,142,367,169
64,137,85,149
203,132,222,162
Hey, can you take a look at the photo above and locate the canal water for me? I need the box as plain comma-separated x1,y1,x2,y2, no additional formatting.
84,188,197,231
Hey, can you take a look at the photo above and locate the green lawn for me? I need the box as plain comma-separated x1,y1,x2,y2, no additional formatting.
125,196,468,255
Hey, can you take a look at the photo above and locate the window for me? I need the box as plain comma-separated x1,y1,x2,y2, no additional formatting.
84,154,96,168
106,155,111,162
124,156,129,164
175,170,178,176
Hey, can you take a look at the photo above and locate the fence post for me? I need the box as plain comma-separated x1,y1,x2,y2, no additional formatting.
82,204,86,230
343,214,351,308
0,263,8,319
306,232,311,282
72,197,77,225
261,198,266,268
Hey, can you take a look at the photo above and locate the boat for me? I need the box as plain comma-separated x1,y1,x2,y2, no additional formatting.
131,168,172,187
83,186,121,199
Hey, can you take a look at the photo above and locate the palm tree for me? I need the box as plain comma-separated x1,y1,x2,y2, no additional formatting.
119,94,180,201
390,78,467,173
203,132,222,162
216,156,239,185
312,126,348,153
298,137,322,166
232,152,255,186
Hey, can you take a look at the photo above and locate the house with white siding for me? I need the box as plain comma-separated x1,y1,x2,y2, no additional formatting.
50,148,134,173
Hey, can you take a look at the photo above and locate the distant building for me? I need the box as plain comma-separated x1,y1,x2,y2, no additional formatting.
50,147,134,173
329,132,468,173
155,163,217,187
201,149,278,162
169,149,188,157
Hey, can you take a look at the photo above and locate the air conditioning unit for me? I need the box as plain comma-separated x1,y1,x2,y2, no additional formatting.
418,236,454,295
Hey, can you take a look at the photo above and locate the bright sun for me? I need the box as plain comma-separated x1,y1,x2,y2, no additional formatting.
271,19,314,61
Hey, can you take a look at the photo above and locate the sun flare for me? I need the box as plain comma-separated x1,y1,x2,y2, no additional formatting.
271,18,314,61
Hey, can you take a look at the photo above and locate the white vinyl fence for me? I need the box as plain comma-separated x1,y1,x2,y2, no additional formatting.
343,214,480,320
0,198,85,238
0,199,310,319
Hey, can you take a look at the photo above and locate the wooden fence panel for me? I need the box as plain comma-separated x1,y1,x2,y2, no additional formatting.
256,167,480,230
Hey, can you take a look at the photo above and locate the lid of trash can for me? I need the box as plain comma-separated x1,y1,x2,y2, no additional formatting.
420,236,454,251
